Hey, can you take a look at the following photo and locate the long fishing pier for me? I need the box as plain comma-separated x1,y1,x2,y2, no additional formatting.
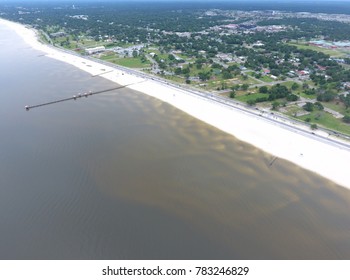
25,82,143,111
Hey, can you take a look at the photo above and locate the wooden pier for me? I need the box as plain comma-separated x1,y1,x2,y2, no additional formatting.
269,156,278,167
25,81,143,111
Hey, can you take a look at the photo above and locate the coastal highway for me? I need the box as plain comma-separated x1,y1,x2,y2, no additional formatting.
175,85,350,151
46,44,350,151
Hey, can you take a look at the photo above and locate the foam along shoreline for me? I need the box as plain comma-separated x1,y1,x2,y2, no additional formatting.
2,18,349,189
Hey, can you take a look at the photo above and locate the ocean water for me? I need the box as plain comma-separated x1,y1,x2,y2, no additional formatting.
0,22,349,259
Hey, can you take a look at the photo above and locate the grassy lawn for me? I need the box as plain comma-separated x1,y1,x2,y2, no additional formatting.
298,111,350,135
52,36,68,44
188,66,212,76
206,80,221,90
101,55,150,68
164,75,186,84
157,54,170,61
176,53,193,61
322,102,350,115
53,36,80,50
114,57,151,68
114,42,134,48
78,39,95,46
39,33,50,44
281,81,297,88
66,43,79,50
105,42,134,48
236,93,268,102
299,92,316,99
100,53,116,60
259,76,274,82
239,75,259,85
288,43,346,58
77,39,103,48
245,71,255,76
206,79,238,91
283,105,306,116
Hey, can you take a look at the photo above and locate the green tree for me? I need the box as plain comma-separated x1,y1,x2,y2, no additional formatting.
219,81,227,90
140,55,147,63
247,99,256,106
302,83,309,89
344,95,350,109
314,102,324,110
272,101,280,110
317,91,336,102
304,88,316,96
303,102,314,112
182,67,190,75
343,115,350,123
291,82,299,91
286,94,298,101
241,84,249,91
198,71,210,81
259,86,268,93
222,71,233,79
174,67,182,75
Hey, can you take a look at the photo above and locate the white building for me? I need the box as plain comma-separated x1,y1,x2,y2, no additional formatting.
85,46,105,55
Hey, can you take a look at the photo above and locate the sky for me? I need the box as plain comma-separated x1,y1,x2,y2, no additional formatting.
1,0,350,2
1,0,350,4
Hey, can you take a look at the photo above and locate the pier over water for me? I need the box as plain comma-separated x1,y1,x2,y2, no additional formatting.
25,81,145,111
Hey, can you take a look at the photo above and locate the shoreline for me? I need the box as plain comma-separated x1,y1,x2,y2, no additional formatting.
1,18,350,190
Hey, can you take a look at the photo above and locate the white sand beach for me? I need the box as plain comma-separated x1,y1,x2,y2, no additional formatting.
1,18,350,189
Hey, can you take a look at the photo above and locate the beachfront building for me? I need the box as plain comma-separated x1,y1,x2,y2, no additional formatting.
85,46,106,55
50,31,66,38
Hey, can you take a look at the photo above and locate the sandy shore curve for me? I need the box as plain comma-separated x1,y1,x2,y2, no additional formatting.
1,18,349,190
